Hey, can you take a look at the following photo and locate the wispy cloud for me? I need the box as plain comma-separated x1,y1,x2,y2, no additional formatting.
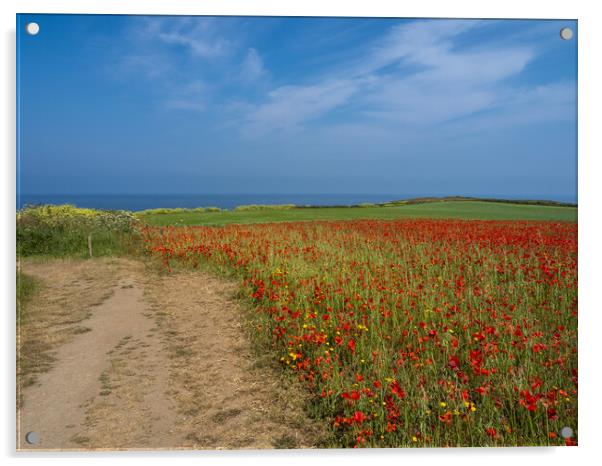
113,17,229,81
240,48,266,81
115,17,272,112
242,78,371,136
237,20,543,136
111,17,574,144
137,17,232,59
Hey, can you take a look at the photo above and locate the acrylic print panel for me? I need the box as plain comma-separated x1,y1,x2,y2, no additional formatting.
16,14,577,450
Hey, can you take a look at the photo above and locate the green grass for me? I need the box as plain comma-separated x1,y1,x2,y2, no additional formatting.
137,200,577,226
16,270,38,323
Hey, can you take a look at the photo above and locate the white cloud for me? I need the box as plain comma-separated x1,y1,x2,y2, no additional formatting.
441,82,576,134
139,17,231,59
237,20,544,136
157,30,227,59
115,18,573,135
358,47,533,126
119,17,276,114
356,19,483,74
117,17,242,113
241,48,266,81
242,77,371,136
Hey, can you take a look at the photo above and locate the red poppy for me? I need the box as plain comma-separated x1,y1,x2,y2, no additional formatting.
347,338,356,354
353,411,367,424
448,355,460,369
391,381,406,399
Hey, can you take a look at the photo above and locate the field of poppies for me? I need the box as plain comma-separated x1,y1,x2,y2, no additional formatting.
141,219,577,448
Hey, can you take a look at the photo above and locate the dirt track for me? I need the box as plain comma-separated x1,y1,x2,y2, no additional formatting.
17,258,324,451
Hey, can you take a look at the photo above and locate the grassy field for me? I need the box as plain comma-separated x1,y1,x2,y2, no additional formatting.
137,201,577,226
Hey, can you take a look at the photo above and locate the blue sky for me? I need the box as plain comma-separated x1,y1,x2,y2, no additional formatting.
17,15,577,200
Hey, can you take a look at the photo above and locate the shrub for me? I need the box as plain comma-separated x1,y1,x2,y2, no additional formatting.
139,208,174,215
17,204,139,257
234,204,296,211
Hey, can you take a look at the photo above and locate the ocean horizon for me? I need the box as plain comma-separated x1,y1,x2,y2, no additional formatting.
16,193,578,212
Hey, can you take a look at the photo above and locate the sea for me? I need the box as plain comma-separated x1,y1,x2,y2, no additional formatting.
16,193,577,212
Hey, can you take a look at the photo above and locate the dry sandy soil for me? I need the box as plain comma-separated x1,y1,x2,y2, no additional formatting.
17,258,326,451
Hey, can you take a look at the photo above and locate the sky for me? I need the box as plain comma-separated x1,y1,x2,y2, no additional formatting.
17,15,577,201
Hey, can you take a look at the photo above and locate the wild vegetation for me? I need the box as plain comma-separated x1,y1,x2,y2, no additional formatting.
17,205,140,257
141,219,577,447
16,200,578,448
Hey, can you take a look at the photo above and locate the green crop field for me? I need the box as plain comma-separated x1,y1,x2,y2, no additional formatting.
136,200,577,226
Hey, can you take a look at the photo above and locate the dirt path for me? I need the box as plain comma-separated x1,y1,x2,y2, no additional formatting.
144,269,325,449
17,258,325,451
